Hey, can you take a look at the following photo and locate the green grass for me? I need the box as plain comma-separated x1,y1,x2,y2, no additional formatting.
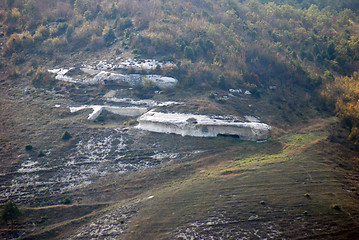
222,131,327,172
122,123,359,239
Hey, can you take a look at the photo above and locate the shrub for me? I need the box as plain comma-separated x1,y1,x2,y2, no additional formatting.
348,127,359,144
1,201,22,227
304,193,310,198
162,64,179,77
26,66,35,76
56,23,68,36
25,145,33,151
32,68,56,89
217,75,226,89
84,10,93,21
7,67,20,79
96,115,105,122
142,78,158,91
10,53,25,65
118,18,133,30
38,150,45,157
71,23,98,48
102,25,116,44
6,8,21,24
216,97,227,104
40,37,68,55
49,27,59,38
3,31,35,56
34,25,50,42
332,204,340,210
152,64,162,75
62,131,72,141
65,25,75,40
184,46,195,61
63,198,71,205
249,83,260,97
260,201,266,205
89,35,105,50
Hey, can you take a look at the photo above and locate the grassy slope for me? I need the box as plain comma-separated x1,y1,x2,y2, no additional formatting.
17,117,359,239
120,118,359,239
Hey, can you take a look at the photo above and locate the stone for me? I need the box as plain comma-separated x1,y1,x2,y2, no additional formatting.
137,111,271,141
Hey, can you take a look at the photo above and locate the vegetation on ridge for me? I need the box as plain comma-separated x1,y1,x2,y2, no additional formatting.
1,1,359,141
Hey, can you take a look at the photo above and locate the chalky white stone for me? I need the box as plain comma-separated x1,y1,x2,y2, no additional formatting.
137,111,271,141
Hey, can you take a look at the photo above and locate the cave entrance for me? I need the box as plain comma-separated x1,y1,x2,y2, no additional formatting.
217,134,240,139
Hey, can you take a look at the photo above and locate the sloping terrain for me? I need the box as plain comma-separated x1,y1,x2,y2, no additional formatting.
3,116,358,239
1,0,359,239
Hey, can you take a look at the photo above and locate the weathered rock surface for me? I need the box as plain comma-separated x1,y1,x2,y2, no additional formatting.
137,111,271,141
70,105,148,120
48,59,178,89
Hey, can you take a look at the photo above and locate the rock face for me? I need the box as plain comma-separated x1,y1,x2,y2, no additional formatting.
70,105,148,120
49,68,178,89
137,111,271,141
49,58,179,88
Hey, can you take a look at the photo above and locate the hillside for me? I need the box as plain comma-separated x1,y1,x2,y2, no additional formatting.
1,0,359,239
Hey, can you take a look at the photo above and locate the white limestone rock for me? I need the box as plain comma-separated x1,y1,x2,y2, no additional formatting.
137,111,271,141
70,105,147,120
49,68,178,89
146,75,178,89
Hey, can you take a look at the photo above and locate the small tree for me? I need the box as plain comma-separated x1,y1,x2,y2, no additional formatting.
217,75,226,89
32,68,57,89
184,46,195,61
25,145,33,151
38,150,45,157
62,130,72,141
1,202,22,229
63,198,72,205
102,26,116,44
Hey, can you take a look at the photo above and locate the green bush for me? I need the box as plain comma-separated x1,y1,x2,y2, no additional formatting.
34,25,50,42
32,68,57,89
38,150,45,157
332,204,340,210
96,115,105,122
217,75,226,89
10,53,25,65
249,84,260,97
102,25,116,44
62,130,72,140
40,37,68,55
184,46,195,61
3,31,35,56
63,198,71,205
118,18,133,30
1,201,22,227
216,97,227,104
25,145,33,151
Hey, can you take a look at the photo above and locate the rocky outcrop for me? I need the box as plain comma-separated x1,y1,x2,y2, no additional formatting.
137,111,271,141
49,68,178,89
48,58,178,89
70,105,148,120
